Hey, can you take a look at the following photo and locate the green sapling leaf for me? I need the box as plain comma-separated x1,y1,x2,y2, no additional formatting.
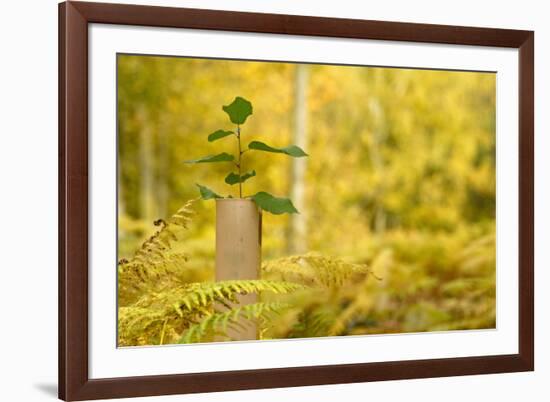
248,141,308,157
251,192,299,215
225,170,257,185
208,130,234,142
184,153,235,163
222,96,253,125
196,184,222,200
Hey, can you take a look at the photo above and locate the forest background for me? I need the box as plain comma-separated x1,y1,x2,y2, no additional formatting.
117,55,496,343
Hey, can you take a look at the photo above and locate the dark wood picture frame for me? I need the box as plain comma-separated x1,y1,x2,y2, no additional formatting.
59,1,534,400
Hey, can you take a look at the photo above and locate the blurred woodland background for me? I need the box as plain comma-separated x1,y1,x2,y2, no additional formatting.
117,55,496,345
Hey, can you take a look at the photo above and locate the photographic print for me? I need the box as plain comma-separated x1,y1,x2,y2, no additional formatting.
116,54,496,347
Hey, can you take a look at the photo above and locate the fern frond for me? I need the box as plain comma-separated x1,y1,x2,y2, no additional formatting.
179,302,290,344
262,253,372,288
295,305,341,338
327,250,393,336
118,279,305,346
120,199,194,269
174,280,305,315
118,306,175,346
118,199,196,305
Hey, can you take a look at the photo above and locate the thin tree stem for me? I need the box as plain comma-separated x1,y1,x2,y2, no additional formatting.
237,125,242,198
159,318,168,345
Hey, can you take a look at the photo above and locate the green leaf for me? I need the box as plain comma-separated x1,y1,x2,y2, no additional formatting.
225,170,256,185
196,184,222,200
208,130,234,142
222,97,253,125
248,141,308,157
184,153,234,163
251,192,298,215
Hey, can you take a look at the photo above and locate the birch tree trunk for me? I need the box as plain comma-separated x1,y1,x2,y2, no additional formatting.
117,151,126,238
138,106,155,226
368,71,387,233
287,64,309,254
156,114,169,219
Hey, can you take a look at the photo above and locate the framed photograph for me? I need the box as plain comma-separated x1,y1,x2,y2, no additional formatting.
59,1,534,400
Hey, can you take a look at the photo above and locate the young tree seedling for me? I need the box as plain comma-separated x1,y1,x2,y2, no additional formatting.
185,96,308,214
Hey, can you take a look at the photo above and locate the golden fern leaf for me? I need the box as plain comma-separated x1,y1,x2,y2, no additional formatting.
174,280,306,315
118,199,196,305
118,279,305,345
179,302,290,343
262,253,373,288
